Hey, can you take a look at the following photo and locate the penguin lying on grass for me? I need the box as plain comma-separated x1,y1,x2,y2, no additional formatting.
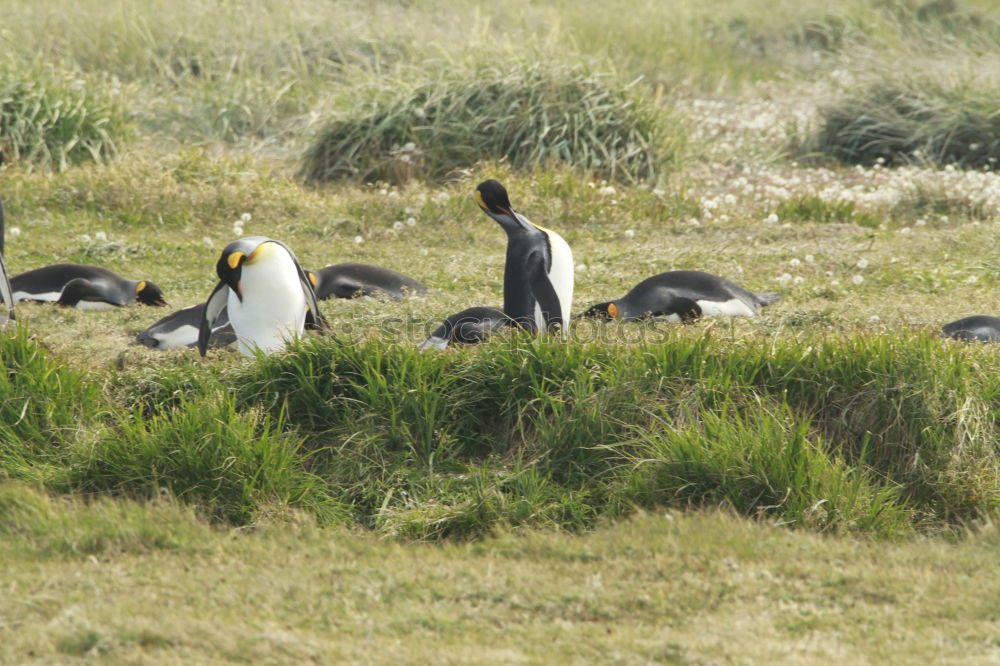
580,270,780,322
420,180,574,350
199,236,327,357
418,306,512,351
309,263,428,300
11,264,167,310
136,302,236,350
942,315,1000,343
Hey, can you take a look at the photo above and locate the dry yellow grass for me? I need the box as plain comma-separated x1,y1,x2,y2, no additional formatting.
3,490,1000,664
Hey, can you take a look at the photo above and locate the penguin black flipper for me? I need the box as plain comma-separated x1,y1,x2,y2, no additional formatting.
525,251,564,333
198,281,230,356
0,252,14,322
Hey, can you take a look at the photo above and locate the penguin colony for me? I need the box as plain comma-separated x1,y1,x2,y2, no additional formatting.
0,179,994,351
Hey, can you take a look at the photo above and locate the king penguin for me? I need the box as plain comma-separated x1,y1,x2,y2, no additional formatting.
580,271,780,322
476,179,574,334
418,306,512,351
942,315,1000,343
198,236,327,357
308,262,428,300
137,302,236,350
11,264,167,310
0,195,15,324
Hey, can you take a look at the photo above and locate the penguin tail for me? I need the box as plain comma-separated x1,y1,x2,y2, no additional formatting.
756,292,782,307
418,336,449,352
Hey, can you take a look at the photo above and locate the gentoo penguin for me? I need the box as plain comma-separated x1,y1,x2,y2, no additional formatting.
11,264,167,310
418,306,512,351
942,315,1000,342
0,196,14,323
475,179,574,334
198,236,327,357
137,302,236,350
581,270,780,322
308,263,428,300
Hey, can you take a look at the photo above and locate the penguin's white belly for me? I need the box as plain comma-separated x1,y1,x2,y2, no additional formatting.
151,324,200,350
696,298,756,317
74,300,117,311
13,290,60,303
543,230,574,335
228,255,306,356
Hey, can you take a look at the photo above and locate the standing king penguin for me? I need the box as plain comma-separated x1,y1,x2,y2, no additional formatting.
475,179,574,335
198,236,327,357
0,196,14,323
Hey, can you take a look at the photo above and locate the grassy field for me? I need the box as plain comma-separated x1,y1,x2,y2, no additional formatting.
5,0,1000,662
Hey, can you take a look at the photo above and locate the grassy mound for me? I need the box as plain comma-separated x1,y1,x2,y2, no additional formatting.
0,67,128,170
301,63,678,185
814,71,1000,168
9,320,1000,538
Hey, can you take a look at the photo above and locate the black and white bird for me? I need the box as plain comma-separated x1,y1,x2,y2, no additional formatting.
417,306,512,351
475,179,574,334
11,264,167,310
581,270,780,322
308,263,428,300
419,180,574,351
942,315,1000,343
137,302,236,350
198,236,326,357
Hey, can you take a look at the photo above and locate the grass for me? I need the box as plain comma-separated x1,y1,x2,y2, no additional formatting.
301,63,681,185
4,493,1000,663
5,0,1000,661
0,65,127,169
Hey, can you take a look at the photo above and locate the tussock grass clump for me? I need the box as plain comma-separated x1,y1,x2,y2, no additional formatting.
69,395,344,525
301,63,679,185
0,67,128,170
0,326,98,479
814,73,1000,168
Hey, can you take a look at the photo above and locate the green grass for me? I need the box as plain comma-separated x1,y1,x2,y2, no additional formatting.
0,65,128,170
301,63,681,185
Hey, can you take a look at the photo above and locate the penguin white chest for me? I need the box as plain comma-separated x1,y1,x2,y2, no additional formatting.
695,297,757,317
532,229,574,335
228,245,307,356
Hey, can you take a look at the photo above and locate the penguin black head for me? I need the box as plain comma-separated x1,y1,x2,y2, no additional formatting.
476,179,513,216
579,302,616,320
135,280,168,306
215,236,271,302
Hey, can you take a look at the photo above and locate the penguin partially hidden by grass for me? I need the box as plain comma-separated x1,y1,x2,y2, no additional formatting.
942,315,1000,343
308,263,428,300
0,196,15,324
418,306,512,351
419,180,574,350
136,302,236,350
11,264,167,310
198,236,327,357
580,270,780,322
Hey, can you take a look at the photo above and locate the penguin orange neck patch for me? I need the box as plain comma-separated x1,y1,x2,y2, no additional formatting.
607,303,619,319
